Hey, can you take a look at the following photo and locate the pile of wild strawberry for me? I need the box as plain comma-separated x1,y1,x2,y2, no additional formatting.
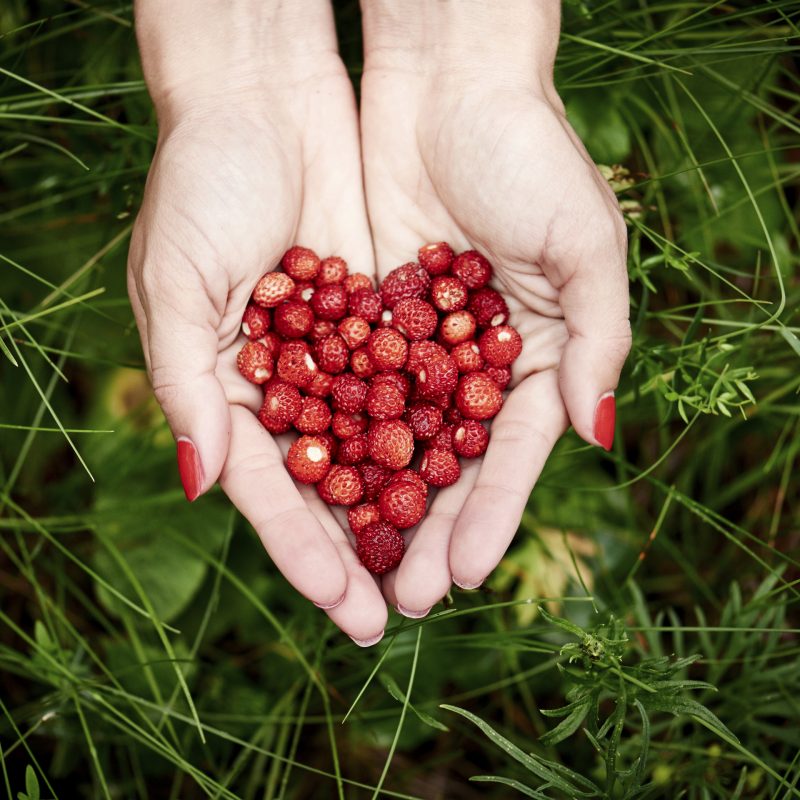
236,243,521,575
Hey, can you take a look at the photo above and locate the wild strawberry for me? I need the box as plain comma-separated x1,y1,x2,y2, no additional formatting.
253,272,295,307
443,405,463,425
348,289,383,323
348,502,381,535
468,287,509,328
311,284,348,321
344,272,373,294
451,250,492,289
309,319,337,342
317,465,364,506
450,341,484,373
380,263,431,309
453,419,489,458
430,275,468,312
379,309,394,327
259,381,302,433
277,341,318,387
274,300,314,338
406,340,448,375
368,419,414,470
290,281,316,304
387,468,429,497
281,246,321,281
316,256,348,286
331,373,367,414
379,481,426,530
338,433,369,465
338,316,371,349
318,431,338,462
418,241,455,275
367,328,409,371
315,334,350,374
236,341,273,384
359,461,393,500
392,298,438,341
417,354,458,399
294,396,332,435
455,372,503,420
351,347,376,379
427,423,454,451
479,325,523,367
403,401,443,440
366,382,406,420
332,411,368,439
420,448,461,487
260,331,282,361
286,435,331,484
357,522,405,574
439,311,477,346
242,304,271,339
486,365,511,390
306,370,334,398
370,371,410,399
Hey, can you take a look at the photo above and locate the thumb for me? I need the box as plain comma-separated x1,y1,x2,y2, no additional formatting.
547,214,631,451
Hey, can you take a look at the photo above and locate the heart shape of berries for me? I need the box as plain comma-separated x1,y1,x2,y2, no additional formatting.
236,243,522,575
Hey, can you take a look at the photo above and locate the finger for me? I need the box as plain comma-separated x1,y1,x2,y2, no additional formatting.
543,193,631,451
384,458,482,617
449,371,567,589
220,406,348,609
127,269,151,374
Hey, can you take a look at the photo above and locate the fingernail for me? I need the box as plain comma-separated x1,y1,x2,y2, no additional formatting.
593,392,616,452
396,604,432,619
453,576,484,590
314,593,346,610
349,631,384,648
177,437,203,501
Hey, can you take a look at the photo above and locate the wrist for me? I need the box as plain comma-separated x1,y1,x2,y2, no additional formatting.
361,0,560,91
135,0,342,122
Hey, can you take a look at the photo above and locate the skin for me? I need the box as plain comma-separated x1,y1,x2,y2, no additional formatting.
129,0,630,643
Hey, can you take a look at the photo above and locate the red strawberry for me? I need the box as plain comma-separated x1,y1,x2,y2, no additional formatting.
453,419,489,458
348,502,381,535
348,289,383,323
253,272,295,307
315,334,350,374
316,256,348,286
416,354,458,399
236,341,273,384
309,319,337,342
338,433,369,465
260,331,282,361
366,381,406,420
468,287,509,328
403,401,443,440
281,246,320,281
443,405,463,425
356,522,405,574
351,347,376,379
406,340,448,375
420,448,461,487
241,304,271,339
331,374,368,414
450,341,484,373
294,396,332,434
451,250,492,289
430,275,468,312
479,325,523,367
317,465,364,506
367,420,414,470
311,284,348,321
427,422,454,451
439,310,477,346
259,380,302,433
455,372,503,420
380,263,431,309
359,461,393,500
286,435,331,484
290,281,316,304
277,341,318,387
379,481,426,529
367,328,409,371
486,365,512,390
344,272,373,294
392,298,438,341
379,309,394,327
370,371,410,398
387,468,429,497
306,370,334,398
274,300,314,338
332,411,368,439
338,316,371,349
418,241,455,275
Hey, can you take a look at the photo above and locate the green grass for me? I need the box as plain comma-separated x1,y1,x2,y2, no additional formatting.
1,1,799,797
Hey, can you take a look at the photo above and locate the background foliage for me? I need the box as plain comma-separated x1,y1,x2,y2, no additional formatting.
1,1,799,797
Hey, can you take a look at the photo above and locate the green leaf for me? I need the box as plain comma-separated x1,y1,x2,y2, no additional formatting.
25,766,40,800
538,607,587,639
639,694,739,744
381,674,449,732
540,698,592,746
470,775,553,799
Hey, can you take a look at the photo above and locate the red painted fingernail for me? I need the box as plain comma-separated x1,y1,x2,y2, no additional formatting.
593,392,616,451
177,437,203,501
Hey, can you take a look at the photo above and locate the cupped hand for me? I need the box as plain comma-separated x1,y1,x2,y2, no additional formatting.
360,63,631,616
127,56,388,643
